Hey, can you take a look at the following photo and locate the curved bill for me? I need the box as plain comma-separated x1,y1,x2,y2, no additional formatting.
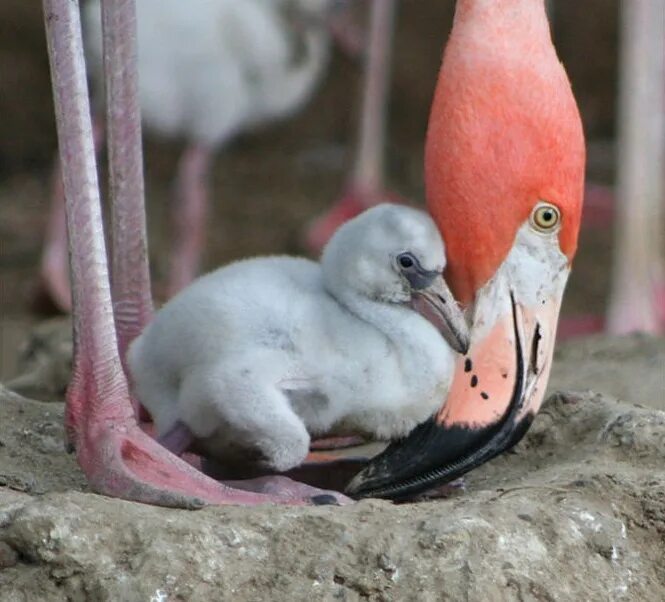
346,268,566,500
410,274,470,355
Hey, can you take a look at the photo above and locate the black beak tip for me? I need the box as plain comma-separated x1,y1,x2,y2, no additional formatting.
343,475,371,500
342,411,538,502
456,333,471,356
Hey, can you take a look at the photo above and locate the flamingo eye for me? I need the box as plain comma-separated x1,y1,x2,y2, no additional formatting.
530,202,561,233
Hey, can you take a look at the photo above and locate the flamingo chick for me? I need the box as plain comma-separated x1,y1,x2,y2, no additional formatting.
127,204,469,477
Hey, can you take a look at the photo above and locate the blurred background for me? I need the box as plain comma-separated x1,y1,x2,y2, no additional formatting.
0,1,622,378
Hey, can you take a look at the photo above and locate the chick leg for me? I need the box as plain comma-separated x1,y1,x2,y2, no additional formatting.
177,369,312,476
160,367,349,502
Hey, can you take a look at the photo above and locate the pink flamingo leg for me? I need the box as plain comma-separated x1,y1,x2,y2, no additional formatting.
39,116,105,313
558,0,665,339
102,0,153,362
310,435,366,450
305,0,401,253
39,161,70,312
606,0,665,335
166,144,212,298
581,184,615,229
327,1,365,58
556,315,605,341
43,0,348,507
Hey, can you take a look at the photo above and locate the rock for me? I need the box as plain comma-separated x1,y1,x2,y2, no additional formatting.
0,385,85,496
550,334,665,410
0,384,663,601
0,542,18,569
5,318,72,402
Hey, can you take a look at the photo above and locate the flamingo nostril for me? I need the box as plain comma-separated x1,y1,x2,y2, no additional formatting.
530,323,542,375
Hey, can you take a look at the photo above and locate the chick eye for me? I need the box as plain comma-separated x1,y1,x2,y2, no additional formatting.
530,201,561,233
397,253,415,269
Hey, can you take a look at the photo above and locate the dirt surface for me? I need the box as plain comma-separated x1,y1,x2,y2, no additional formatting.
551,335,665,410
0,335,663,600
0,381,664,601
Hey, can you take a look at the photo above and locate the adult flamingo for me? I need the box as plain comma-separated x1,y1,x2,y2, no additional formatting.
307,1,665,341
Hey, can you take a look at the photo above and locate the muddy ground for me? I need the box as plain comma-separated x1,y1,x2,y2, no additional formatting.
1,1,664,600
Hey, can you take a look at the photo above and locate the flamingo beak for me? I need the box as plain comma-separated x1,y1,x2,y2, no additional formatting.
346,254,569,500
410,274,470,355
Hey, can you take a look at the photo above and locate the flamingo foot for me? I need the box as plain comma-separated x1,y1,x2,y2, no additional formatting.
304,187,405,254
155,422,366,500
606,286,665,336
558,281,665,340
71,395,350,508
224,475,348,504
282,457,370,492
557,315,606,341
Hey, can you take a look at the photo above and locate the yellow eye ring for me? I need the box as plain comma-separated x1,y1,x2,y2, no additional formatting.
530,202,561,233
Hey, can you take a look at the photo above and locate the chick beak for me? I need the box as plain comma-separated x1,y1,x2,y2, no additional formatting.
410,274,470,355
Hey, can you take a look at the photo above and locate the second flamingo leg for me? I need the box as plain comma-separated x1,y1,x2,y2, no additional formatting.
606,0,665,335
557,0,665,340
305,0,401,253
39,115,105,313
166,143,213,298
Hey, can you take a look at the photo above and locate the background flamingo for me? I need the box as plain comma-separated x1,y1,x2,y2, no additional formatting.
39,0,358,312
